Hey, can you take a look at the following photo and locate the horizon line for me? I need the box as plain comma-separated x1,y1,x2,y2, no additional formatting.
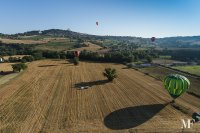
1,28,200,39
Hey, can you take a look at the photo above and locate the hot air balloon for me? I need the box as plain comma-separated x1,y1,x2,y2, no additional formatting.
163,74,190,103
151,37,156,42
74,51,80,57
96,21,99,26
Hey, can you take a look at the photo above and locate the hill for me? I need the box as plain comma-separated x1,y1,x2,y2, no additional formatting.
1,29,200,48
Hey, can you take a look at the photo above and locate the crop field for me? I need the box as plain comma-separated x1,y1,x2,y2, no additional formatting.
35,41,76,51
70,42,103,52
172,65,200,76
152,59,187,66
0,63,20,86
139,66,200,96
0,63,14,72
0,60,200,132
2,55,29,60
0,38,47,44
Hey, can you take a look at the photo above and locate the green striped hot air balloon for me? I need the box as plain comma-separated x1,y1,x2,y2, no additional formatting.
164,74,190,102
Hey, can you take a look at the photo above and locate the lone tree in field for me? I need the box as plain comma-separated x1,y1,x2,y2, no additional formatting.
73,57,79,65
12,63,27,72
103,68,117,81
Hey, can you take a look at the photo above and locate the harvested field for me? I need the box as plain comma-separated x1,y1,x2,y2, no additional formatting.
0,38,47,44
0,37,68,45
0,63,14,72
0,62,20,89
2,55,29,60
0,60,199,132
70,42,103,52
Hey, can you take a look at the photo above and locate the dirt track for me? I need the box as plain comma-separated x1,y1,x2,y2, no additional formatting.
0,60,199,132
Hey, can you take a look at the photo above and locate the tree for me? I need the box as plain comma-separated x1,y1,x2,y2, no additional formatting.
12,63,27,72
146,56,152,63
33,52,43,60
73,57,79,65
22,56,34,62
103,68,117,81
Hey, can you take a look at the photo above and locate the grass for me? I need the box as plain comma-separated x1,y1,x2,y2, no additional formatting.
172,65,200,76
159,55,171,59
139,66,200,96
35,41,76,51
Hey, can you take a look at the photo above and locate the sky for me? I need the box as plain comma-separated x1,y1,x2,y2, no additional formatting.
0,0,200,37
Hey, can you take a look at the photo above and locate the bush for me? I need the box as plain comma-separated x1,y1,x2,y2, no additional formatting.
33,52,43,60
21,59,27,63
22,56,34,62
8,57,20,62
12,63,27,72
103,68,117,81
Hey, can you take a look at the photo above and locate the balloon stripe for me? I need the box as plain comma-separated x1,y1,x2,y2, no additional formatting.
163,74,190,99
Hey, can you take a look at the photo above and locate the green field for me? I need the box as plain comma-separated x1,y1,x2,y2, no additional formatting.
172,65,200,76
138,66,200,96
35,41,76,51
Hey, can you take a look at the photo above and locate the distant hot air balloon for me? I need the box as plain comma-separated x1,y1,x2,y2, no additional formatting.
96,21,99,26
163,74,190,103
74,51,80,57
151,37,156,42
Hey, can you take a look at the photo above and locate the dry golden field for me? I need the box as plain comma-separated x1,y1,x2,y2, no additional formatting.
2,55,28,60
0,63,14,72
0,38,47,44
0,37,67,45
0,60,199,133
71,42,103,52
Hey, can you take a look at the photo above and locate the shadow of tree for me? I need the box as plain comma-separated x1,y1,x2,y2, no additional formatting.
38,65,58,67
75,79,109,88
60,63,68,64
0,71,15,75
104,103,168,130
51,59,61,61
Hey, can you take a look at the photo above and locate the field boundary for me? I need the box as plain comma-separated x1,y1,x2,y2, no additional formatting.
134,65,200,99
158,64,200,79
0,70,26,88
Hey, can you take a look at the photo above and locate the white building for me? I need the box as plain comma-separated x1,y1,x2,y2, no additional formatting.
0,57,4,63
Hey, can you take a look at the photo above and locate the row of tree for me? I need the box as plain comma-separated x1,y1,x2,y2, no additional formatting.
6,56,34,63
3,50,154,64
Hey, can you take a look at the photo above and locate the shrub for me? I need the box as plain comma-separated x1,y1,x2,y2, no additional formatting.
103,68,117,81
12,63,27,72
22,56,34,62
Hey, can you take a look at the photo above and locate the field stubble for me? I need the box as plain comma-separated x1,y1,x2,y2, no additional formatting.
0,60,199,132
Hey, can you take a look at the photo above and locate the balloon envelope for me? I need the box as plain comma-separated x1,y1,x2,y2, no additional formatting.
163,74,190,99
74,51,80,57
96,21,98,26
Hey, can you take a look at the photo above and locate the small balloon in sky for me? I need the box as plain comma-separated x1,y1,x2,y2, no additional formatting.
74,51,80,57
96,21,99,26
151,37,156,42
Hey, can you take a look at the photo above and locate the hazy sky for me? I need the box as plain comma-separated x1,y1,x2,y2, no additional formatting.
0,0,200,37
